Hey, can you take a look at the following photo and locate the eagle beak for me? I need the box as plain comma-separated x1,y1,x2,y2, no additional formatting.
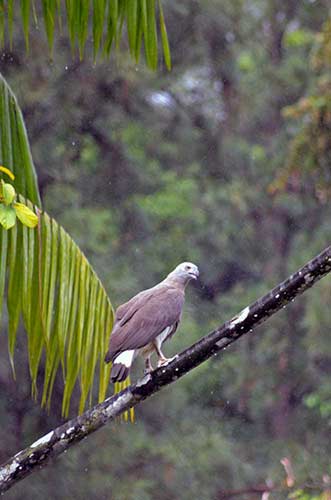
189,269,199,280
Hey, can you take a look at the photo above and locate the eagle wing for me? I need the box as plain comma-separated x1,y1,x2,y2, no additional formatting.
105,285,184,362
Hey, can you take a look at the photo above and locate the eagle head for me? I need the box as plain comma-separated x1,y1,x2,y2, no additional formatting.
168,262,200,283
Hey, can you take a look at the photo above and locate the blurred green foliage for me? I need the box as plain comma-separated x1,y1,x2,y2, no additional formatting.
1,0,331,498
0,0,171,69
277,19,331,201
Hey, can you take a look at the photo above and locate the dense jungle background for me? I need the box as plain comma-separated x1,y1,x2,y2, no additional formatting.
1,1,331,498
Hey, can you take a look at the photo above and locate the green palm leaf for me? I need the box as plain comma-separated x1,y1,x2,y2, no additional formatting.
0,0,171,69
0,74,40,206
0,72,118,416
1,199,114,415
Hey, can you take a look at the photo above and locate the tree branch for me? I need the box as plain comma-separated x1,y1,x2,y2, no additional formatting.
217,483,274,498
1,246,331,493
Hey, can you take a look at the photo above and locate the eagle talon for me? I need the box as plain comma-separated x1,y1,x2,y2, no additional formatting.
157,355,177,368
157,358,170,368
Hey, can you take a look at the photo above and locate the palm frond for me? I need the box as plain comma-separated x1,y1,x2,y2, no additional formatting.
0,0,172,69
1,197,114,416
0,72,116,416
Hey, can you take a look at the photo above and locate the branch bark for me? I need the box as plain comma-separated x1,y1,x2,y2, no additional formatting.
1,246,331,493
217,484,274,498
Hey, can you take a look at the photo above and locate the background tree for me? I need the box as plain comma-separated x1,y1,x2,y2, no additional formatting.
0,1,331,499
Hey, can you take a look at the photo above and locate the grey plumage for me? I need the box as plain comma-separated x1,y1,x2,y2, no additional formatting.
105,262,199,382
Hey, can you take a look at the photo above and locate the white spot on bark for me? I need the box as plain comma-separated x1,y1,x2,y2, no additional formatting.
0,460,19,482
66,427,75,435
275,294,280,299
104,391,133,419
216,338,228,349
304,273,314,283
230,306,250,328
31,431,54,448
136,373,152,387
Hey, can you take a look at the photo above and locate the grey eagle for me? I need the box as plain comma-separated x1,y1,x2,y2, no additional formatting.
105,262,199,382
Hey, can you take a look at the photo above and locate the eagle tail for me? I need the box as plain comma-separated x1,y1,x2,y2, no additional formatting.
110,350,135,383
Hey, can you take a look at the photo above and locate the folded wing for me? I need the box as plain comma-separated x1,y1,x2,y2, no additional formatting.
105,285,184,363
